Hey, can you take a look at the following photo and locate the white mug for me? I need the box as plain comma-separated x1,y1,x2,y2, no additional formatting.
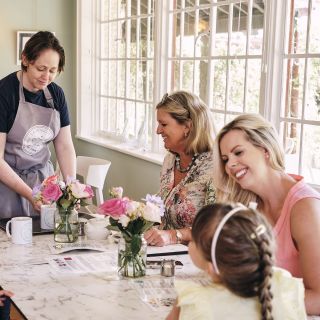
40,204,56,230
6,217,32,244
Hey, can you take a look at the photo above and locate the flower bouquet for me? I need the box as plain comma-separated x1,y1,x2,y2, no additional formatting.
33,175,94,243
98,187,164,277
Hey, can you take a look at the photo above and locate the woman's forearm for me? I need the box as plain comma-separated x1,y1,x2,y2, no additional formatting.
0,159,33,201
305,288,320,315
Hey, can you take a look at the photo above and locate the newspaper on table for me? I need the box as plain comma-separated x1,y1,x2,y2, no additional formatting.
47,251,118,274
48,242,108,254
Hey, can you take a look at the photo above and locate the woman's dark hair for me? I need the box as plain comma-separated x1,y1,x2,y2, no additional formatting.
21,31,65,73
192,203,274,320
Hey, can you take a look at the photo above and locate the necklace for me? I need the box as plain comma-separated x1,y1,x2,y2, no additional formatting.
175,154,199,173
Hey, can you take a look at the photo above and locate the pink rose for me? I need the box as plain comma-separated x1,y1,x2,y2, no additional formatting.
42,183,63,202
43,175,59,186
98,198,127,219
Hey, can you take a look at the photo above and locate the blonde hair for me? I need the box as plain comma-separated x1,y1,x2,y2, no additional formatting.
192,203,275,320
156,91,215,154
213,114,285,205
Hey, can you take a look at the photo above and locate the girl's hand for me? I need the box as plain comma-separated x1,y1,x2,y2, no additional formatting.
166,299,180,320
0,290,14,306
144,228,174,246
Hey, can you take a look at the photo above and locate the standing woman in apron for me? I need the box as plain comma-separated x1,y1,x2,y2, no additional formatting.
0,31,76,218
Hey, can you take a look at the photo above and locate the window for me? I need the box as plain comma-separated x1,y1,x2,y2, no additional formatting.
77,0,320,187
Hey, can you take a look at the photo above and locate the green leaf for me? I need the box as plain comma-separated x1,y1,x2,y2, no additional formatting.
132,218,144,234
60,198,72,209
131,234,142,256
107,225,120,232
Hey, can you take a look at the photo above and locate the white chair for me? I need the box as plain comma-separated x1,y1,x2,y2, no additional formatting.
76,156,111,206
55,156,111,212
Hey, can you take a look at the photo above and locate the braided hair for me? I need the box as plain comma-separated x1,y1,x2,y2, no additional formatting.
192,203,275,320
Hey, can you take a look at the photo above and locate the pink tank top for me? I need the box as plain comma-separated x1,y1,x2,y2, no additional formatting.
274,174,320,277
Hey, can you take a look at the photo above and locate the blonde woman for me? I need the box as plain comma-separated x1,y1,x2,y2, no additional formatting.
213,114,320,315
145,91,216,246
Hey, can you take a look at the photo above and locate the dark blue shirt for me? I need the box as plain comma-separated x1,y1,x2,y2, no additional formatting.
0,71,70,133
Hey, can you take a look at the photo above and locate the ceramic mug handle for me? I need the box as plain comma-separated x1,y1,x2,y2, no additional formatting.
6,220,12,239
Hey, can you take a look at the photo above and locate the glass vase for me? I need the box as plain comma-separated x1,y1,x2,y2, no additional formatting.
118,234,147,278
54,207,79,243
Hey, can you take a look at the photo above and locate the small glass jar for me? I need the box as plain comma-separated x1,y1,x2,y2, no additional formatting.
54,207,79,243
118,234,147,278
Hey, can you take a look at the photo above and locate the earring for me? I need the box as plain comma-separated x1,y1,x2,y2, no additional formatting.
184,132,188,138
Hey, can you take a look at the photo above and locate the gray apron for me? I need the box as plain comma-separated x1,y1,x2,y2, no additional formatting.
0,72,60,218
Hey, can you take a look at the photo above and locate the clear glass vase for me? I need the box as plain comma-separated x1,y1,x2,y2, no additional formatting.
54,207,79,243
118,234,147,278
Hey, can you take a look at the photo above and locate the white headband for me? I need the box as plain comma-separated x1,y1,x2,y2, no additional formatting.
210,204,245,274
210,202,258,275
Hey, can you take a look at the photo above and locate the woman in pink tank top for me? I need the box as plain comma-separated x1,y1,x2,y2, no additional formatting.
213,114,320,316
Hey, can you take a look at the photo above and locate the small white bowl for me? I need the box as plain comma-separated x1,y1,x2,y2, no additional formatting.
85,218,110,240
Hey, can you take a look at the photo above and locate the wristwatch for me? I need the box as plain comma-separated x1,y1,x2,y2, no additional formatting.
175,229,183,244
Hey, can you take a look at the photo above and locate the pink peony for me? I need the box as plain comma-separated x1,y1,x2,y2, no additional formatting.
98,198,127,219
42,183,63,202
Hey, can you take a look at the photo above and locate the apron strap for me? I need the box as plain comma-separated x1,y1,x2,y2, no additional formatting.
43,87,55,109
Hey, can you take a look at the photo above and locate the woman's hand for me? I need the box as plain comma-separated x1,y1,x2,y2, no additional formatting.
144,228,174,247
32,199,42,212
0,290,14,306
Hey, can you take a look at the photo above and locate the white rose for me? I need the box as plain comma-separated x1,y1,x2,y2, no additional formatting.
143,202,162,223
119,215,130,228
126,201,140,217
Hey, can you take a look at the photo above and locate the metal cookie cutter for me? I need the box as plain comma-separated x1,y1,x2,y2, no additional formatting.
161,259,175,277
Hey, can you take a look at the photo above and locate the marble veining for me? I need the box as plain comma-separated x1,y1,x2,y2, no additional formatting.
0,230,200,320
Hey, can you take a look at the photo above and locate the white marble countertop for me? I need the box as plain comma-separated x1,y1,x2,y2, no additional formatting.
0,231,201,320
1,230,319,320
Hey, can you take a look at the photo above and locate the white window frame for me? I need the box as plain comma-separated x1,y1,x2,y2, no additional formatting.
77,0,320,189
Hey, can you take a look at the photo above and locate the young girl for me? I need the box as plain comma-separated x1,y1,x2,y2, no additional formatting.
166,203,307,320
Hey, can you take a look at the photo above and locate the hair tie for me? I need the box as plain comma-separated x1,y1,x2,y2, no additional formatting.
250,224,266,239
211,203,246,275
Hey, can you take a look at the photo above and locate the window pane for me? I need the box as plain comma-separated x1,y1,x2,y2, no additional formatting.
249,1,264,55
182,61,194,91
228,58,245,112
212,60,227,111
194,60,208,100
195,9,210,58
305,58,320,121
282,58,305,119
309,1,320,53
109,61,117,97
280,121,301,174
212,112,225,132
181,11,195,57
286,0,309,54
119,60,126,97
170,13,181,58
301,125,320,184
230,3,247,56
101,61,108,96
215,5,229,56
246,59,261,113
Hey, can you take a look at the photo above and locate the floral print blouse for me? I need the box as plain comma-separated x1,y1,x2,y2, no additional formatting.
159,151,216,229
